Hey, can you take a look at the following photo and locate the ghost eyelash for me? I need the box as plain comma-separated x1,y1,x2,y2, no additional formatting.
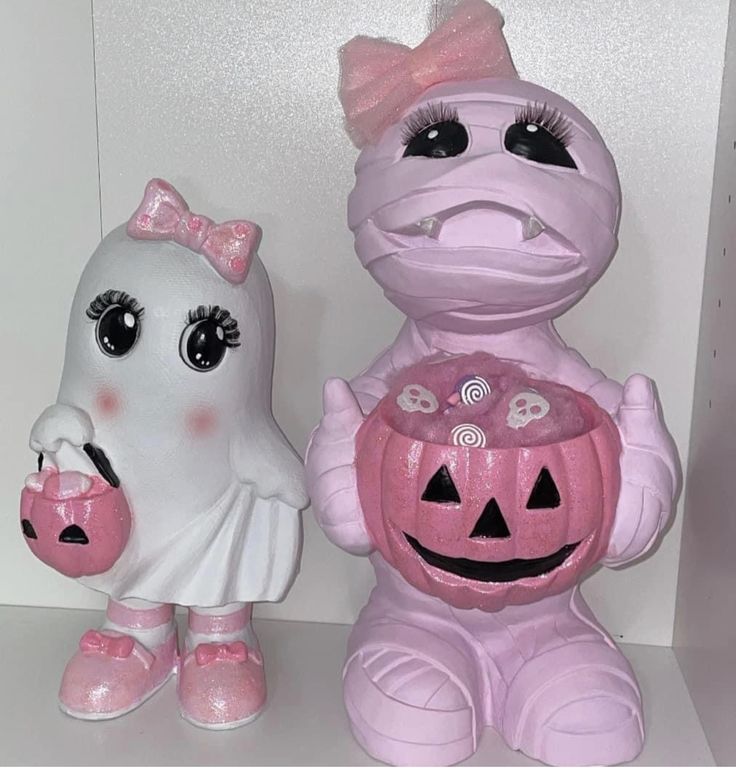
514,102,574,146
187,305,241,348
86,290,144,321
401,101,460,145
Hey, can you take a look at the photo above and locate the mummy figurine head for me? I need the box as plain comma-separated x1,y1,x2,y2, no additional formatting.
340,0,621,334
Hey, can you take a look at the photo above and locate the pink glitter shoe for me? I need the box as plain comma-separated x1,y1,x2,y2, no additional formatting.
178,641,266,730
58,628,178,720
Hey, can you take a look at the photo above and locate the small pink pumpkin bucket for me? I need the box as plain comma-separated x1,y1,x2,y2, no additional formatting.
20,455,131,578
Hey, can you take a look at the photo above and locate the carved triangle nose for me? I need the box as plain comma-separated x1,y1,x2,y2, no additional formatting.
59,524,89,545
469,498,510,539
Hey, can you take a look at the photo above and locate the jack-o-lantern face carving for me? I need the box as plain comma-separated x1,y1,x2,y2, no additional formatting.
20,467,131,579
356,380,620,612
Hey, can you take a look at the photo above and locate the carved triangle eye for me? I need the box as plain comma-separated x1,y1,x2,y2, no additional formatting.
526,467,561,509
421,465,461,504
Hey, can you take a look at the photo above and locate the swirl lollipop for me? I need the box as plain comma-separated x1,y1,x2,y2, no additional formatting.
445,375,492,411
450,423,487,448
460,376,492,405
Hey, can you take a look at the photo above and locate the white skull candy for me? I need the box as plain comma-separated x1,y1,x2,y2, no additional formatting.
397,384,439,414
507,391,550,429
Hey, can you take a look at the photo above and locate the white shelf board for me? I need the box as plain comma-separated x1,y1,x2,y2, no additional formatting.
0,606,714,766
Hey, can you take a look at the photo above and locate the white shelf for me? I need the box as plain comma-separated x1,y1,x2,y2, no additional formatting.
0,606,714,766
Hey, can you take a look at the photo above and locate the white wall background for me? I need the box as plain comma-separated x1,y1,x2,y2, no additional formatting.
0,0,727,646
0,0,102,607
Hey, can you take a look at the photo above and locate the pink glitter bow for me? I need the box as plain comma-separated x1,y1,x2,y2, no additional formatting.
127,178,262,284
339,0,517,148
195,641,249,666
79,630,135,659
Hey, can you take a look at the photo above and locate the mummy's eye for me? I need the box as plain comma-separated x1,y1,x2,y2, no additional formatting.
505,102,577,169
402,102,469,159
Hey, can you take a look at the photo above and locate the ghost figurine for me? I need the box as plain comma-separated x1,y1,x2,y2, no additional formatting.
23,179,308,728
306,1,680,765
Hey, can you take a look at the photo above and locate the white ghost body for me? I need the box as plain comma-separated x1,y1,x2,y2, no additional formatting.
35,225,307,606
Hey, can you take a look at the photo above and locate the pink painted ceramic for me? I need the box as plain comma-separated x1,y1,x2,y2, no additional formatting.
306,1,680,765
20,468,131,578
356,356,621,612
178,641,266,730
59,628,178,720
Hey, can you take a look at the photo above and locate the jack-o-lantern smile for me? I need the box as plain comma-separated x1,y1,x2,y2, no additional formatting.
403,463,580,583
404,534,580,583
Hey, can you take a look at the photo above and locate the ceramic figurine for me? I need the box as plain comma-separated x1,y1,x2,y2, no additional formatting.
22,178,308,728
306,1,680,764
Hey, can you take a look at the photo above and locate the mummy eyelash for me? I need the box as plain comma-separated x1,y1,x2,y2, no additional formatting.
514,103,574,146
187,305,241,348
401,102,460,145
86,290,144,321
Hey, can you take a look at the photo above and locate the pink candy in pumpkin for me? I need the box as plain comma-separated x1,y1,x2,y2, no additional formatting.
386,352,589,448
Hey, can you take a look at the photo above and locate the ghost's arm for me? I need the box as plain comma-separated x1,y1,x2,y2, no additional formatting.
230,416,308,511
29,403,94,454
544,333,680,565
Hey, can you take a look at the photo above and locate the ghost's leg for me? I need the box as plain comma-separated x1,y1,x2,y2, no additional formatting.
500,589,643,765
178,602,265,729
59,597,178,720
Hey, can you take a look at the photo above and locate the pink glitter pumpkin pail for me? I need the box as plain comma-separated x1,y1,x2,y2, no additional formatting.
355,353,621,611
20,468,131,578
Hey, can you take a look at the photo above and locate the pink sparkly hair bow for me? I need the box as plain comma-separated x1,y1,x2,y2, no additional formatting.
339,0,517,148
127,178,261,284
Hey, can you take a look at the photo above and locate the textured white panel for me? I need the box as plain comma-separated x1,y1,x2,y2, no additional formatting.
0,1,103,608
4,0,725,648
674,1,736,763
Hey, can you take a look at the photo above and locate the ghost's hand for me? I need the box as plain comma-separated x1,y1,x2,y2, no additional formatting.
305,378,373,555
29,404,94,454
603,375,679,566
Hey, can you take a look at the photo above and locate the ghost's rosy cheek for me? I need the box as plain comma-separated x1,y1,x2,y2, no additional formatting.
95,388,122,419
186,406,219,437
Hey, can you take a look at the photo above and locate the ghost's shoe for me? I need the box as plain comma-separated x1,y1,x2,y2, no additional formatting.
343,644,478,766
502,640,643,766
177,641,266,729
58,628,178,720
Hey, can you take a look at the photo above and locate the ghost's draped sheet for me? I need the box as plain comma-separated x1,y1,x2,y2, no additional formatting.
79,481,301,607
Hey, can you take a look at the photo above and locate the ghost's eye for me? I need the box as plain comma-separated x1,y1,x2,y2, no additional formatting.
87,290,143,358
181,305,240,372
505,102,577,169
401,101,469,159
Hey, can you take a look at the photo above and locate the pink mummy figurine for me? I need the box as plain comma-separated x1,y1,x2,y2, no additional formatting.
22,179,308,728
306,1,680,765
